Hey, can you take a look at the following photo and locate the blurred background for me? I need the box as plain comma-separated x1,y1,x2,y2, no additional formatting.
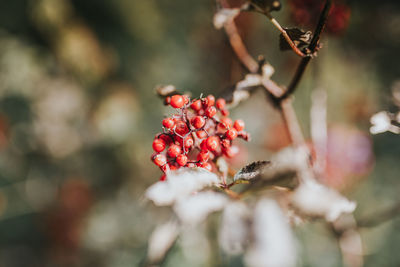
0,0,399,266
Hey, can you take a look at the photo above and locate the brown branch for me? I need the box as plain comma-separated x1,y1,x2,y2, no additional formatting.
279,0,332,100
280,98,305,146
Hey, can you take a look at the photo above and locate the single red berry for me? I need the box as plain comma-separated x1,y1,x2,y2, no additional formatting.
187,162,196,168
216,98,226,110
220,117,232,129
197,150,210,162
160,174,167,181
206,136,219,151
190,100,202,111
200,139,209,151
167,144,181,158
205,106,217,117
162,118,175,129
206,95,215,107
225,145,239,158
233,119,245,131
191,116,206,129
183,136,194,148
183,95,190,104
196,130,207,139
226,129,238,140
175,121,189,135
165,96,171,105
153,154,167,166
197,109,205,116
176,154,188,166
221,138,230,148
169,164,178,171
170,95,185,108
221,109,229,116
152,138,166,152
201,162,213,172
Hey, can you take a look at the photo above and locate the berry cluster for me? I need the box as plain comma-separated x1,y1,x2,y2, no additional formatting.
288,0,351,35
151,94,249,181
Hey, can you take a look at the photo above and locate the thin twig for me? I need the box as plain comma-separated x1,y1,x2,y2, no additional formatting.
280,0,333,100
269,18,306,58
220,0,258,72
280,98,305,146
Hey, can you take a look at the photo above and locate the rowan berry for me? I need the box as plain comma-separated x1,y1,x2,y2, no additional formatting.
160,174,166,181
221,109,229,116
183,136,194,148
176,154,188,166
200,162,213,172
162,118,175,129
153,138,166,152
175,121,189,135
167,144,181,158
220,117,232,129
233,119,245,131
183,95,190,105
153,154,167,166
205,106,217,117
197,150,210,162
206,95,215,107
190,100,202,111
170,95,185,108
216,98,226,110
206,136,219,151
200,139,209,151
226,129,238,140
221,138,230,148
196,130,207,139
191,116,206,129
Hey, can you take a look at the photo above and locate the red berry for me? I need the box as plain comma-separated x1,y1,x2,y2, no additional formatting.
196,130,207,139
175,121,189,135
206,136,219,151
167,144,181,158
183,95,190,104
165,96,171,105
221,109,229,116
176,154,188,166
153,154,167,166
220,117,232,129
205,106,217,117
221,138,230,148
226,129,238,140
216,98,226,110
206,95,215,107
187,162,196,168
197,151,210,162
190,100,202,111
170,95,185,108
162,118,175,129
200,139,209,151
158,134,173,144
183,136,194,148
160,174,167,181
169,164,178,171
223,146,239,158
201,162,213,172
233,119,245,131
191,116,206,129
152,138,166,152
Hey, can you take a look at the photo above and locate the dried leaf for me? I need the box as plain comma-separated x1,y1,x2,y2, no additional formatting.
173,191,228,225
250,0,282,12
145,168,220,206
245,198,297,267
147,220,179,263
156,84,178,97
213,8,240,29
291,179,356,222
279,28,312,52
234,161,270,182
219,201,250,255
